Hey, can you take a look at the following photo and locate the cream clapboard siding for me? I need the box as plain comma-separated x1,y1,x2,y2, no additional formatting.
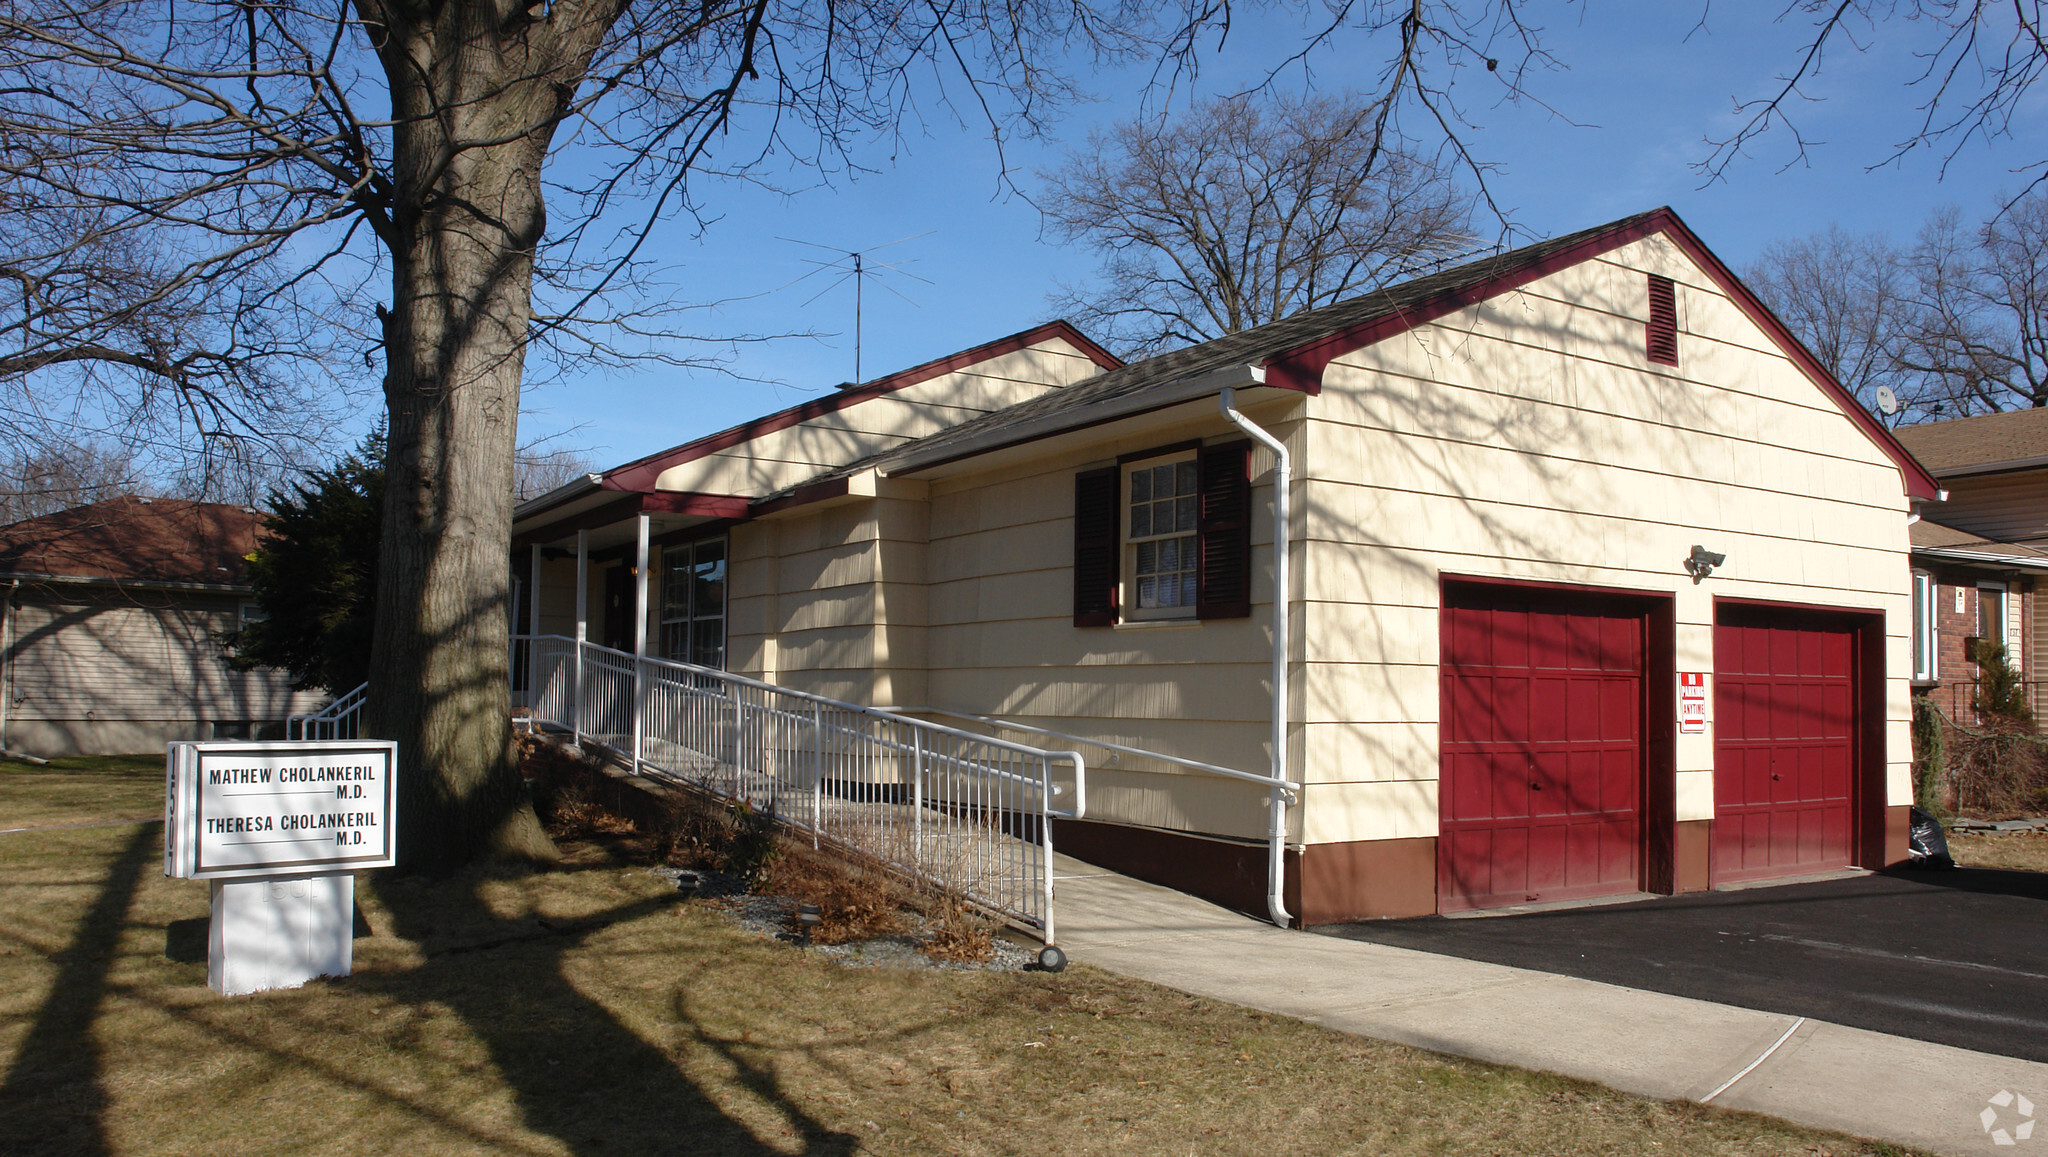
1302,232,1916,846
529,554,594,641
1928,469,2048,545
917,409,1291,841
652,340,1104,496
5,587,317,755
727,493,930,709
581,232,1914,854
722,404,1290,841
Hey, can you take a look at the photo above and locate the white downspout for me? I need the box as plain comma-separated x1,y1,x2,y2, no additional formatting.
1220,386,1293,929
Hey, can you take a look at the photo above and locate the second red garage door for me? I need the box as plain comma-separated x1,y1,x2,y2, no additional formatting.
1440,585,1646,912
1712,605,1859,884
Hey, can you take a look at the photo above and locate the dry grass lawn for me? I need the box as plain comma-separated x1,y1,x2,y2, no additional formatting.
0,756,166,830
1946,829,2048,873
0,762,1922,1156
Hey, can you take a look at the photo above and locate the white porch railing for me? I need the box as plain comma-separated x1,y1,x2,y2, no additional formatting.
286,681,367,740
512,634,1086,944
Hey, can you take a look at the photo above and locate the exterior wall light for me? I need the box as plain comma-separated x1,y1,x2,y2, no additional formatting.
1685,545,1726,584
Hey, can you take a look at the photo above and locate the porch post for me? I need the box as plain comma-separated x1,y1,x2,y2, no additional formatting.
573,529,587,745
631,513,650,772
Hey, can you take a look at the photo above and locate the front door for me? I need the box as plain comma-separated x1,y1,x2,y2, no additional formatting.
602,565,632,652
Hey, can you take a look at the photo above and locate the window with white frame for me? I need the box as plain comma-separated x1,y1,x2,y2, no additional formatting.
660,536,727,667
1911,571,1936,681
1124,453,1199,618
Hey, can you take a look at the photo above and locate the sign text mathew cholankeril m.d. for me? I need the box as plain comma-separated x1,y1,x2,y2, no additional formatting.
165,742,398,879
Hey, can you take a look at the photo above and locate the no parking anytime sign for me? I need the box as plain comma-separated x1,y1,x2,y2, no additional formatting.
1679,673,1708,735
164,741,398,880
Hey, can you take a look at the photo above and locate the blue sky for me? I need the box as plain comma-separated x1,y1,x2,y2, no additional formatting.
516,4,2048,469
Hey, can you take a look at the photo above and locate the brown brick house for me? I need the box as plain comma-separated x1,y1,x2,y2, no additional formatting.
1895,410,2048,720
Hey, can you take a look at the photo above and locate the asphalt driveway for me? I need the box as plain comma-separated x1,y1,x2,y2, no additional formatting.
1318,866,2048,1063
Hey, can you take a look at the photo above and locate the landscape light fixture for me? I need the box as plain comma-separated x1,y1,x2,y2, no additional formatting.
1685,545,1726,584
795,903,822,947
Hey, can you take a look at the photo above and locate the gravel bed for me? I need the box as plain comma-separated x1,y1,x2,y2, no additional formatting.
651,866,1038,972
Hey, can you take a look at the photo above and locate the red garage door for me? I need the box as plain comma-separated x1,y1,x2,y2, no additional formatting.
1713,606,1858,884
1441,586,1645,912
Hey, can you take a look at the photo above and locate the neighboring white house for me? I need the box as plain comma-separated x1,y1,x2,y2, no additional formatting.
0,496,319,756
513,208,1938,923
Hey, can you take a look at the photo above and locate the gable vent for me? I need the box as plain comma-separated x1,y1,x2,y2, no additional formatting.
1646,274,1678,366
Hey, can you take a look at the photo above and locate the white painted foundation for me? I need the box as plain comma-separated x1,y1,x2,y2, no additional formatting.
208,872,354,996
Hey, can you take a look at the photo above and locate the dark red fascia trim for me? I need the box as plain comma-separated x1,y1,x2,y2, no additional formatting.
641,491,752,519
600,321,1120,493
513,491,750,548
1263,208,1942,502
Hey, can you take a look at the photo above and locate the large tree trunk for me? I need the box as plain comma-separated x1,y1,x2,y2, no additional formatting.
362,0,605,870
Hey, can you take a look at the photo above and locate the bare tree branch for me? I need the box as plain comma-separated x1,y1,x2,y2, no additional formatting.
1040,90,1479,356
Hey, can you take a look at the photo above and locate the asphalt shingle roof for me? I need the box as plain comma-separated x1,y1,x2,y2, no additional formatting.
1911,518,2048,559
1893,408,2048,475
0,495,265,586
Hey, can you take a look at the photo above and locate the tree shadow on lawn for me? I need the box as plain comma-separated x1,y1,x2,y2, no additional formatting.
1,825,862,1157
363,868,865,1157
0,824,157,1157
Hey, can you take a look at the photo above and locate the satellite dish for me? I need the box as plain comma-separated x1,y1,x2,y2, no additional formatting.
1875,385,1900,416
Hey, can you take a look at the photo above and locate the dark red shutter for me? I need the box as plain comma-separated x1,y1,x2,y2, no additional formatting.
1197,441,1252,620
1646,274,1678,367
1073,466,1120,627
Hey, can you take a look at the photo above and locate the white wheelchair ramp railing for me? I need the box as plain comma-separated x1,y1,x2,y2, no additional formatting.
512,635,1085,945
286,680,368,740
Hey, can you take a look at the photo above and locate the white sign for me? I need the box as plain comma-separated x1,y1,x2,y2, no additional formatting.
1679,672,1708,735
165,741,398,880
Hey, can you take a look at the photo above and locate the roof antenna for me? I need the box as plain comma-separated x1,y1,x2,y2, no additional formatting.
775,233,934,385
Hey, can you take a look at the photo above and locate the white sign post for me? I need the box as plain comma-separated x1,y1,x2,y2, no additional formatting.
164,740,398,996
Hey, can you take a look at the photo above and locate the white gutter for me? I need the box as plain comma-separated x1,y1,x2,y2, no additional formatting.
1220,383,1294,930
1912,546,2048,571
513,472,605,521
882,364,1269,477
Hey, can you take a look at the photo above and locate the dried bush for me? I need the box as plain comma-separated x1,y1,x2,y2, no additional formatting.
919,889,998,963
1941,712,2048,818
518,733,634,839
760,843,911,945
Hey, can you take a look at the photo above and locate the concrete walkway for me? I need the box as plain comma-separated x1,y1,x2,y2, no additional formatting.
1051,853,2048,1157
